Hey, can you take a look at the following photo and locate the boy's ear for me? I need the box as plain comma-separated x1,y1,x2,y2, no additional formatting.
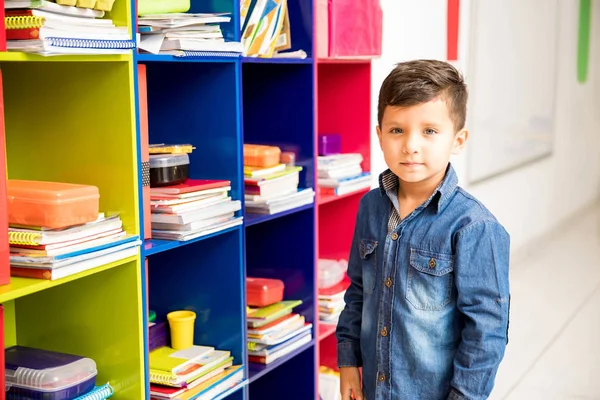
376,125,383,149
452,129,468,154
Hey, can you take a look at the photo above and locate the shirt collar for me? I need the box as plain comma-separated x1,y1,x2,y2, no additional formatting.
378,163,458,213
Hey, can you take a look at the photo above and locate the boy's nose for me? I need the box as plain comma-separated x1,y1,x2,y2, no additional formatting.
403,132,421,154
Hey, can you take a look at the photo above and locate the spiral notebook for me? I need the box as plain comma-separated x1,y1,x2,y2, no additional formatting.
73,383,114,400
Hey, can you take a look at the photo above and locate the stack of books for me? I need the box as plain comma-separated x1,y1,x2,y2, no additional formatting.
318,276,350,326
317,153,372,197
247,300,313,365
138,12,243,56
4,0,135,55
9,213,140,280
244,164,314,215
150,179,243,241
318,258,349,325
149,345,244,399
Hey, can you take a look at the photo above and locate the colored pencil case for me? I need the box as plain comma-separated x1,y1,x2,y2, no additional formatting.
5,346,97,400
7,180,99,229
246,277,285,307
244,144,281,168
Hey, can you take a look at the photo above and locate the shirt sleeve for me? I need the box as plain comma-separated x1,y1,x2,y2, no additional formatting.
335,197,366,368
449,220,511,399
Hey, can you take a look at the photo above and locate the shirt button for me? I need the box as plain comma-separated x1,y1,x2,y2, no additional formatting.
381,326,388,337
429,258,437,269
379,373,386,382
385,277,392,288
391,232,399,240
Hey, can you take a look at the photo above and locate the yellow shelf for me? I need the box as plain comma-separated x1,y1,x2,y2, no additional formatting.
0,51,133,62
0,255,138,303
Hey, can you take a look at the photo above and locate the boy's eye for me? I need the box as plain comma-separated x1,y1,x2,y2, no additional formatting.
390,128,403,134
424,128,437,135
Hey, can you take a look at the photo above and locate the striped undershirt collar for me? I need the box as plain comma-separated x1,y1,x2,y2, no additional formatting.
377,163,459,213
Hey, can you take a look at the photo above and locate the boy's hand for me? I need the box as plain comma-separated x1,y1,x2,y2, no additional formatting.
340,367,364,400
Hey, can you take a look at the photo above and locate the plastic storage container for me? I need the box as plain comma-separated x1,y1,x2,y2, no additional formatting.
7,180,99,229
137,0,190,16
247,277,285,307
5,346,97,400
318,259,348,289
244,144,281,168
318,134,342,156
149,153,190,187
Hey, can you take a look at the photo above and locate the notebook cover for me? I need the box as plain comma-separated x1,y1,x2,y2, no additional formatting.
0,70,9,285
137,64,151,240
149,179,231,195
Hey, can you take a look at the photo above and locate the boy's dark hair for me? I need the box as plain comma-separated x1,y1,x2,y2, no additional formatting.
377,59,468,131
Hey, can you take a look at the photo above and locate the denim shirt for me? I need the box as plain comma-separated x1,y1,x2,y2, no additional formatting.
336,164,510,400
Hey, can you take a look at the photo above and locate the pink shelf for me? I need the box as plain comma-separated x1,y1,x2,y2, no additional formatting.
318,187,370,206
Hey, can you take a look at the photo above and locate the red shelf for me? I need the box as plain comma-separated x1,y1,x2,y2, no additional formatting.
317,58,372,64
318,187,370,206
318,323,337,341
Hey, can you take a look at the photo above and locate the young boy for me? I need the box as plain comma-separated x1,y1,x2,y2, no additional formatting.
336,59,510,400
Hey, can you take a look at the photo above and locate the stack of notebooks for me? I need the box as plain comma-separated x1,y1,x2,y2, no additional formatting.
138,12,243,57
4,0,136,55
150,179,243,241
318,275,350,326
244,164,315,215
317,153,372,197
247,300,313,365
149,345,244,400
9,213,141,280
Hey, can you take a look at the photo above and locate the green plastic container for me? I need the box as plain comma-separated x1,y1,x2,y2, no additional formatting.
137,0,190,15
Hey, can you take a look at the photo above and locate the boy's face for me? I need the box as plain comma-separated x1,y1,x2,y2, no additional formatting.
376,98,468,186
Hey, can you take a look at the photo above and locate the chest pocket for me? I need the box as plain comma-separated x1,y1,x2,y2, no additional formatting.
407,248,454,311
359,239,378,294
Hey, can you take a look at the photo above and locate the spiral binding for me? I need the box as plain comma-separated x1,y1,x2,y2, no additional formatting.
149,370,178,386
46,37,136,49
8,231,41,246
74,383,115,400
5,16,45,29
175,51,241,58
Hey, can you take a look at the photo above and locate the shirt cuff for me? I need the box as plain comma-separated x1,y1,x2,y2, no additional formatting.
337,341,362,368
447,388,466,400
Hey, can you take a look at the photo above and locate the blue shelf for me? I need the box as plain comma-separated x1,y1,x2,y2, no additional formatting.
245,203,314,227
136,53,239,63
247,339,315,383
143,225,243,256
242,57,313,64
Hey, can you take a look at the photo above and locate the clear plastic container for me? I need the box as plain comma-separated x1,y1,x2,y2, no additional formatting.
244,144,281,168
318,259,348,289
149,153,190,187
138,0,190,16
246,277,285,307
7,180,99,229
5,346,97,400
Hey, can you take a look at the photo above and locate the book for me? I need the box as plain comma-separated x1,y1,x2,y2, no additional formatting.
151,193,229,214
150,179,231,195
149,345,214,375
150,200,241,225
248,333,312,364
10,245,140,280
176,365,244,400
247,300,302,328
149,355,233,388
10,230,125,257
9,216,122,246
151,217,243,241
5,0,106,18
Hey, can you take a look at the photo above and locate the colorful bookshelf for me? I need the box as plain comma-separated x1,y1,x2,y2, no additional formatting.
0,0,378,397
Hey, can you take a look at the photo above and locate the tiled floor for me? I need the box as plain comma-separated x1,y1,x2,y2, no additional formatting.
489,203,600,400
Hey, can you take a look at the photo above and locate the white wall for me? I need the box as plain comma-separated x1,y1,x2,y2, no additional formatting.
370,0,600,254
